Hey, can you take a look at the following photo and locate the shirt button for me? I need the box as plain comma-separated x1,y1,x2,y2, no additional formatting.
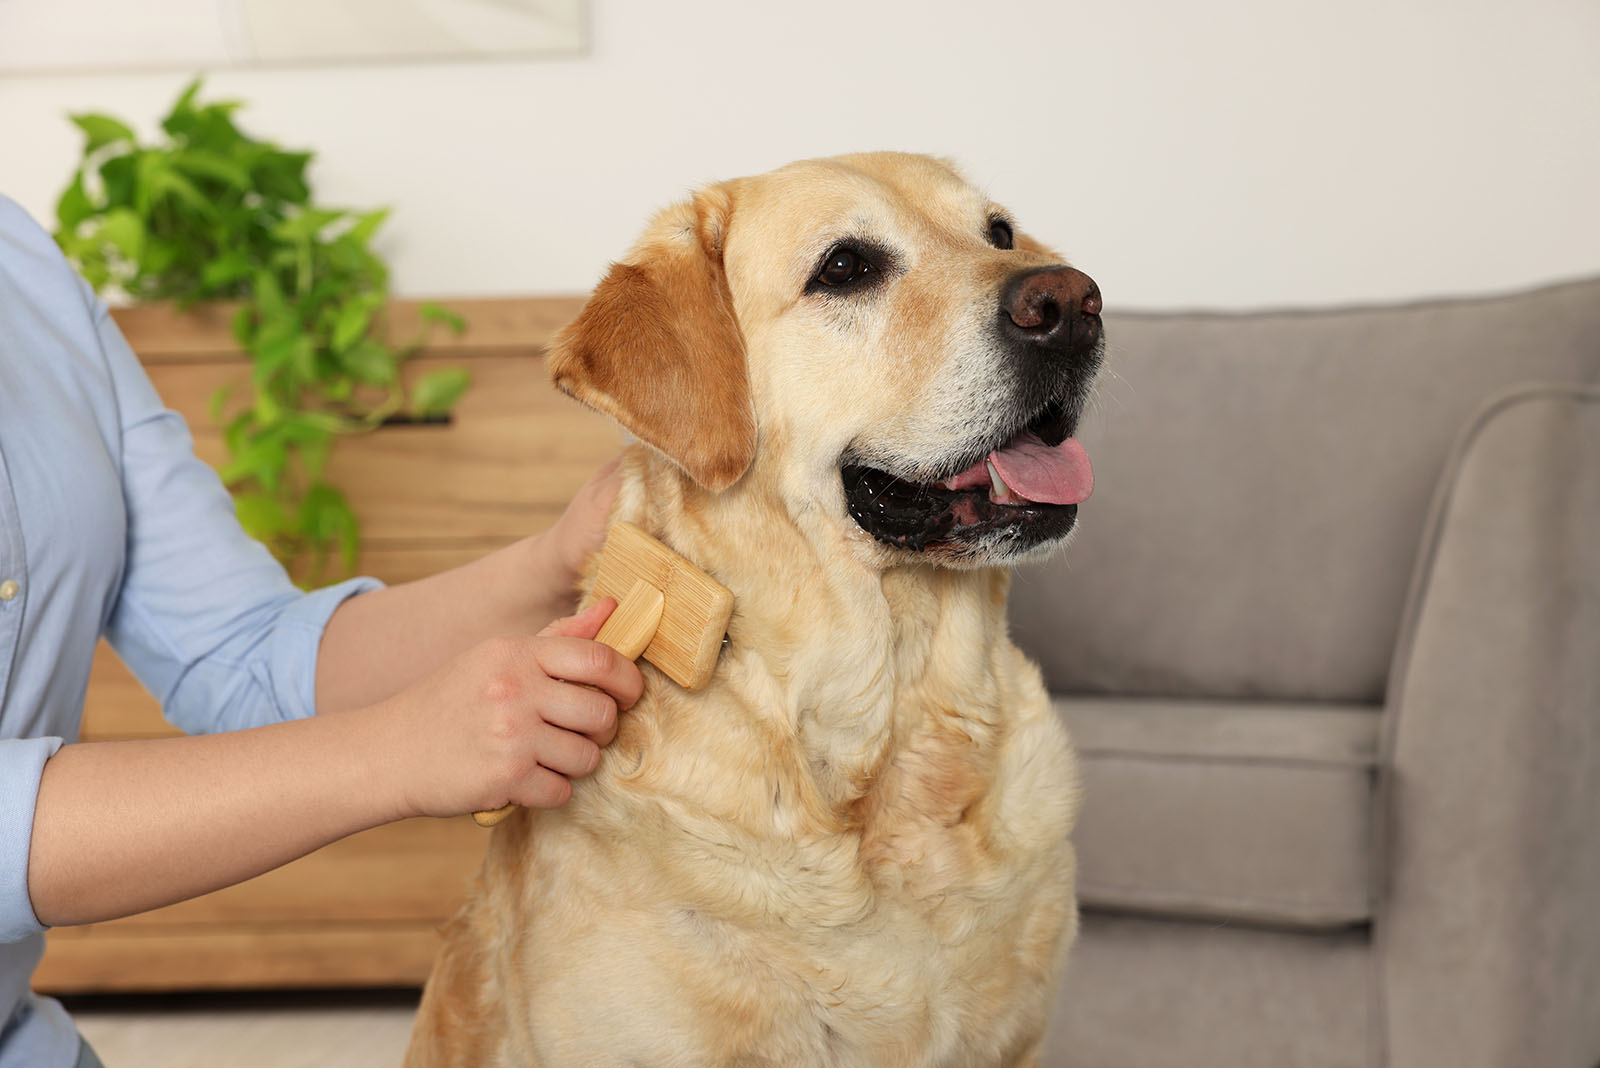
0,580,17,601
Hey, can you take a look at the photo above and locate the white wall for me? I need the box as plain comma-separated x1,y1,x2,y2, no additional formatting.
2,0,1596,311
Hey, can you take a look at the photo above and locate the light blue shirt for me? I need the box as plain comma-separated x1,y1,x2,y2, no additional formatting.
0,197,378,1065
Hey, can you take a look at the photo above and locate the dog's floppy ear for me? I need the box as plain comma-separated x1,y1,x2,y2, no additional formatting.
548,185,755,492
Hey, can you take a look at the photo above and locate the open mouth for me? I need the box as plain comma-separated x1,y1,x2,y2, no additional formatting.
841,399,1093,558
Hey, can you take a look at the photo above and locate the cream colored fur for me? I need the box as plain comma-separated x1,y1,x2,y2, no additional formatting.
405,153,1082,1068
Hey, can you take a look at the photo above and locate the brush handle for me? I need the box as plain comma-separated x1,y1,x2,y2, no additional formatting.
472,580,664,827
591,579,668,661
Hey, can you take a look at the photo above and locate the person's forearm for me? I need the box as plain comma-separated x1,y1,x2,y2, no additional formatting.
28,706,398,927
314,532,578,715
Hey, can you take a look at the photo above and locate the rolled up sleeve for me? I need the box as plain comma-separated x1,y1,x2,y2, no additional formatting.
93,292,381,735
0,737,63,942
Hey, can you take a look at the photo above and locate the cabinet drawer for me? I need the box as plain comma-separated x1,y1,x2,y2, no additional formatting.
35,925,448,993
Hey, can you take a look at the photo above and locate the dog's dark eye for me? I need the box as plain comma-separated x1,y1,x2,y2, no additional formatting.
816,247,873,287
806,240,896,297
989,218,1015,250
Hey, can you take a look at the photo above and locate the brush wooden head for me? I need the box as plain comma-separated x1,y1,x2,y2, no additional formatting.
472,523,734,826
588,522,733,690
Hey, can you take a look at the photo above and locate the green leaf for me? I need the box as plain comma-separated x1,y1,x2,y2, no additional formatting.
65,240,110,289
267,246,300,272
289,410,346,435
230,305,255,348
297,483,360,577
338,510,360,575
159,78,205,138
338,338,398,385
71,113,136,153
140,237,180,277
153,168,217,217
418,301,466,335
173,150,252,190
331,299,374,353
96,208,146,263
219,433,288,491
273,207,345,243
253,388,284,428
322,234,382,281
252,328,302,375
201,249,254,291
181,103,248,156
97,154,138,209
224,412,253,456
409,367,471,417
345,208,390,246
252,268,289,322
233,491,289,544
208,383,234,425
55,170,94,234
288,335,318,381
132,150,162,212
251,149,313,205
297,435,331,482
172,77,204,113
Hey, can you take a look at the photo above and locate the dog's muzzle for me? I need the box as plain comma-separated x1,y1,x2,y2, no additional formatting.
840,264,1105,565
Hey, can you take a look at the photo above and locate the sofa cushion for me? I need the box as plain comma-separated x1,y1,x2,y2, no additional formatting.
1063,698,1381,929
1045,913,1373,1068
1012,276,1600,702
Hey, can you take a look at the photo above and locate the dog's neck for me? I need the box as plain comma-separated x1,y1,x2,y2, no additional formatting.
601,447,1017,810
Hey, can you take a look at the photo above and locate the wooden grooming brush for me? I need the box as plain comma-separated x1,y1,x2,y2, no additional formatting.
472,522,734,827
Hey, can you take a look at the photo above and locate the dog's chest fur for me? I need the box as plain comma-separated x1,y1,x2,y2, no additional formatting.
434,468,1078,1067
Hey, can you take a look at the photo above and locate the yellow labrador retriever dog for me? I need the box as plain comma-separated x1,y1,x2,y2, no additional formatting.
406,152,1102,1068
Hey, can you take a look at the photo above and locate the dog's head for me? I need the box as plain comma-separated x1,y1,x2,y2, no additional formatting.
550,152,1103,569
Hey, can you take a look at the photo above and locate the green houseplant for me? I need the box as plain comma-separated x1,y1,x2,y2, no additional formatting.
53,79,468,583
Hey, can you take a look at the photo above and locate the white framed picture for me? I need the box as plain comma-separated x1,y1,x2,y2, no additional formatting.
0,0,587,74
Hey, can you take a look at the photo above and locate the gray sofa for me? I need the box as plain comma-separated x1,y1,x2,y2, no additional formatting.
1012,277,1600,1068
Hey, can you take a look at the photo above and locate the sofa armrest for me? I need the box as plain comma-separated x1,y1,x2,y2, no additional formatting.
1374,384,1600,1068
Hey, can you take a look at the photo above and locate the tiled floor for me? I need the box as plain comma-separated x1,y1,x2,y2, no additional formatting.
64,990,419,1068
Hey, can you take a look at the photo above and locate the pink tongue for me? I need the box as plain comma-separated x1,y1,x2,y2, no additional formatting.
990,433,1093,504
939,433,1094,505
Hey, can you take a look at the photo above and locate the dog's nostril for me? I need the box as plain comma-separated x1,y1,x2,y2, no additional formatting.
1011,295,1061,333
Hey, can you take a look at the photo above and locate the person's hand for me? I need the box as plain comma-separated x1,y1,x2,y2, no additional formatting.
546,455,623,584
368,597,645,820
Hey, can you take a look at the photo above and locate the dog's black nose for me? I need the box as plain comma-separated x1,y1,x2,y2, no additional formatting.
1001,267,1102,356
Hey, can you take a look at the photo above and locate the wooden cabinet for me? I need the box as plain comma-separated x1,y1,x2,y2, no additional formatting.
33,296,619,994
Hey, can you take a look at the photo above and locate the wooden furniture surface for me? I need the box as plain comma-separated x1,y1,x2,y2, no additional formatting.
34,296,619,994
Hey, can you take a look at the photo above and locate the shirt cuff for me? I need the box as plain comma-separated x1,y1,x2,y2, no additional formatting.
0,737,64,942
252,576,384,722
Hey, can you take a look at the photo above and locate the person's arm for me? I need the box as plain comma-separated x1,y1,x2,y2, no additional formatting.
28,600,640,928
311,458,621,715
20,255,643,929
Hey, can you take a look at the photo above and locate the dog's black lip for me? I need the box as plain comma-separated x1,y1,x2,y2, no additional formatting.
837,392,1084,555
840,462,1078,555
